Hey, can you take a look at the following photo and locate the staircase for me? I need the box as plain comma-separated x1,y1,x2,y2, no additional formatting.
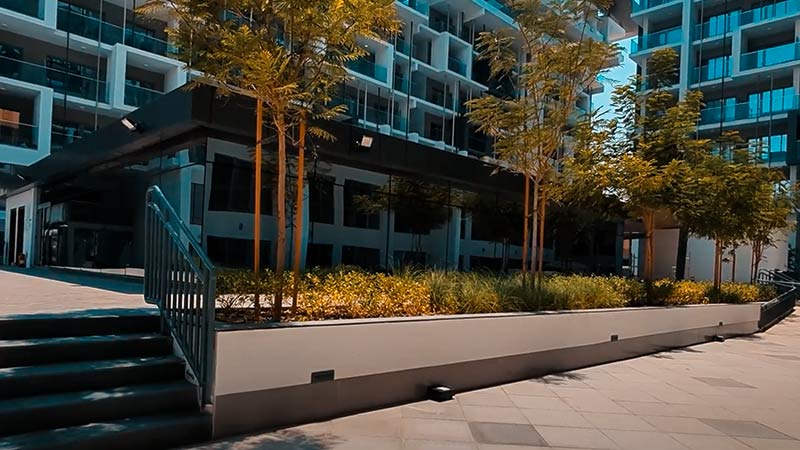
0,311,212,450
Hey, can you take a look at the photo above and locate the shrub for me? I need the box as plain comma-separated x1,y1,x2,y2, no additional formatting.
214,267,779,322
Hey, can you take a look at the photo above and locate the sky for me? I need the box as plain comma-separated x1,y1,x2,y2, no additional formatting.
592,37,636,119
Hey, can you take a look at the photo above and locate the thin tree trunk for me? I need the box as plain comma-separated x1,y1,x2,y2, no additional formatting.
751,242,763,284
713,240,722,290
536,189,547,285
521,177,530,286
641,210,655,282
253,99,263,319
730,247,736,283
675,225,689,280
291,114,306,315
531,177,540,288
273,114,287,322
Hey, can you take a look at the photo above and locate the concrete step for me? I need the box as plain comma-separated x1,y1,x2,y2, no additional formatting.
0,312,159,340
0,410,212,450
0,381,200,437
0,333,172,368
0,356,186,400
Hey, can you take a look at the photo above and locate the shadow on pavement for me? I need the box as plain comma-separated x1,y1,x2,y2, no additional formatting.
183,429,340,450
0,267,142,295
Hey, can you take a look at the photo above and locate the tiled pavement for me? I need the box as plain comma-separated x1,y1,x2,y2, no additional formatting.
0,267,148,316
186,313,800,450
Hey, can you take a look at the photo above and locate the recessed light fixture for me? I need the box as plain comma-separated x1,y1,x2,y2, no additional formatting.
1,23,7,27
121,117,141,132
81,46,87,50
144,63,149,68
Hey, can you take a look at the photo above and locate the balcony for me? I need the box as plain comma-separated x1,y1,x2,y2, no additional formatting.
448,57,466,76
483,0,513,17
691,58,731,83
741,42,800,71
394,74,409,93
395,39,411,56
694,16,737,40
739,0,800,27
347,59,388,83
57,2,173,56
430,15,456,35
51,126,93,150
699,96,798,125
396,0,429,16
631,26,682,53
0,0,43,18
0,122,36,149
0,55,108,103
631,0,680,13
124,84,164,108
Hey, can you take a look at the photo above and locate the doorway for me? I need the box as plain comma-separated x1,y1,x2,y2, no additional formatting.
7,205,24,266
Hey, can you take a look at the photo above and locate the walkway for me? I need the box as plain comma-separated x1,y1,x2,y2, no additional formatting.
185,314,800,450
0,267,150,317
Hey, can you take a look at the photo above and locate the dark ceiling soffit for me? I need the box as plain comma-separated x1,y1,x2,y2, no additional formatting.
21,87,197,184
608,1,638,38
195,85,520,195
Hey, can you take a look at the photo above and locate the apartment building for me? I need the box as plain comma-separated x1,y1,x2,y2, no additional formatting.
629,0,799,280
1,0,626,273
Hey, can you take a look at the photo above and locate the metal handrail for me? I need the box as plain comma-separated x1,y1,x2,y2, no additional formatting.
756,269,798,330
144,185,216,405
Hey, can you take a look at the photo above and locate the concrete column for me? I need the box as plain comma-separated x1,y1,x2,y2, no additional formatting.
462,213,472,271
108,45,128,109
731,29,742,75
446,207,461,269
165,66,188,93
42,0,57,28
34,88,53,161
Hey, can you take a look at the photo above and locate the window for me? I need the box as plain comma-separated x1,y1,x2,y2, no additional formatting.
209,154,272,214
206,236,271,269
343,180,379,229
0,43,23,79
45,56,100,99
749,134,787,162
393,250,426,267
309,175,334,224
341,245,381,269
748,87,795,116
306,243,333,267
190,183,204,225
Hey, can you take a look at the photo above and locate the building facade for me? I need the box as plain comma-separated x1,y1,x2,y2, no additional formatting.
1,0,625,273
629,0,799,280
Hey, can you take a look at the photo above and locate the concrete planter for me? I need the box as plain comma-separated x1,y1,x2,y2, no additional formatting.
210,303,761,437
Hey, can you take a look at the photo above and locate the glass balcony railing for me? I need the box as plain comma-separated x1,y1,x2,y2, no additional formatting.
631,0,679,13
0,55,108,102
631,26,682,53
691,58,732,83
395,39,411,56
694,16,738,40
394,74,409,93
0,122,36,149
448,57,466,76
430,16,456,34
483,0,513,17
347,59,388,83
741,42,800,71
124,84,164,108
0,0,43,18
397,0,429,15
740,0,800,27
412,43,431,65
57,2,174,56
700,96,799,125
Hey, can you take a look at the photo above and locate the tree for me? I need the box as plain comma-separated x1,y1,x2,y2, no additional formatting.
568,49,711,282
143,0,398,320
466,0,619,287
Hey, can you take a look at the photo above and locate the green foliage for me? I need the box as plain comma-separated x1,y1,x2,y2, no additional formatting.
215,269,773,321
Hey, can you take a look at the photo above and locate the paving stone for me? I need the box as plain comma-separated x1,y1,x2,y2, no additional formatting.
699,419,792,439
581,412,656,431
670,433,756,450
735,438,800,450
521,409,594,428
603,430,690,450
641,416,725,435
535,425,618,449
402,419,474,442
468,422,548,447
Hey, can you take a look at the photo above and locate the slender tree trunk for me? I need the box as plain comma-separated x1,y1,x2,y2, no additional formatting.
730,247,736,283
521,177,530,286
751,242,763,284
291,114,306,315
536,189,547,285
253,99,263,319
273,114,287,322
713,240,722,290
675,225,689,280
531,177,540,288
641,210,655,282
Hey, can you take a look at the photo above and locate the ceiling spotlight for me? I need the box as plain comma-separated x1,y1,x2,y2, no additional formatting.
356,135,373,149
121,117,141,132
